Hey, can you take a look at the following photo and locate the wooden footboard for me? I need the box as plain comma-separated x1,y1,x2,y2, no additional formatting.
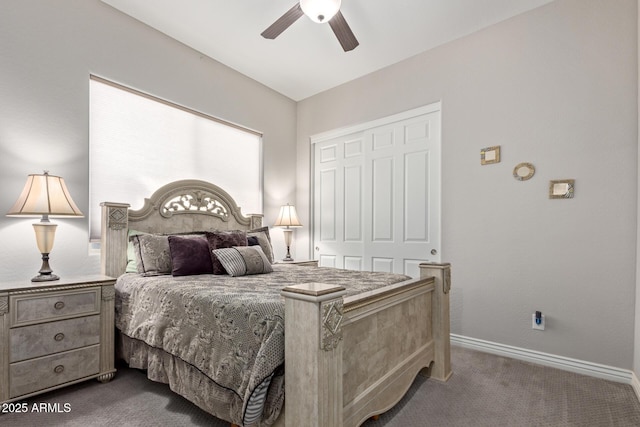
280,263,451,427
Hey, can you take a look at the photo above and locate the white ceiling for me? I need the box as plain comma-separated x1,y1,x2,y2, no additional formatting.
101,0,554,101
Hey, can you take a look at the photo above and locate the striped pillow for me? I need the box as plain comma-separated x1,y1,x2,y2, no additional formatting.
212,246,273,277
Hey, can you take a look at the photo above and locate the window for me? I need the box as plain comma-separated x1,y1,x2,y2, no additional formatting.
89,76,262,241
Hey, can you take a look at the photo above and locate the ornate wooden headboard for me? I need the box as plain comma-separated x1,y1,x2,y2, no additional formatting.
100,179,263,277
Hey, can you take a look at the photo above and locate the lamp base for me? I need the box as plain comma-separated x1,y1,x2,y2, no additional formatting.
282,245,294,262
32,273,60,282
32,252,60,282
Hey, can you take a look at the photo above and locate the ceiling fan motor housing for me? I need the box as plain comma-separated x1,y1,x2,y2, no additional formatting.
300,0,342,23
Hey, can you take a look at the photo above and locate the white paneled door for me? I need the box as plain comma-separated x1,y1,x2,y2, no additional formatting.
312,104,441,278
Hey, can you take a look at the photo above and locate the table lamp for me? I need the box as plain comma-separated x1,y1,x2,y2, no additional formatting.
7,171,84,281
273,204,302,262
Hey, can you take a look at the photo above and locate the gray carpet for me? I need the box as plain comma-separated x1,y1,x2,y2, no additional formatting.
2,346,640,426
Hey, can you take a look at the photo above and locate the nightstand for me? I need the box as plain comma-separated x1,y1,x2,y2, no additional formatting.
275,260,319,267
0,275,116,403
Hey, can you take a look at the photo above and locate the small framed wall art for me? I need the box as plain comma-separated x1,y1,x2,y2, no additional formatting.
480,146,501,165
513,162,535,181
549,179,575,199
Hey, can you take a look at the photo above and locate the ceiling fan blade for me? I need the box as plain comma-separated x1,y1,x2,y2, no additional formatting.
328,11,359,52
261,3,304,39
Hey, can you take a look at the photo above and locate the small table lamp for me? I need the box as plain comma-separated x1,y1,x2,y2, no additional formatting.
273,204,302,262
7,171,84,282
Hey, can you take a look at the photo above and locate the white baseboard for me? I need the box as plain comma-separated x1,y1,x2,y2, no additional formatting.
451,334,635,386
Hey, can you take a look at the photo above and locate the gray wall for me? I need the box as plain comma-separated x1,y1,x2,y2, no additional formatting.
0,0,297,281
297,0,638,369
1,0,638,372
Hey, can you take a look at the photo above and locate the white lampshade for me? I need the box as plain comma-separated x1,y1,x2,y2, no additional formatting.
7,172,83,282
300,0,341,23
7,172,84,217
274,204,302,262
273,204,302,228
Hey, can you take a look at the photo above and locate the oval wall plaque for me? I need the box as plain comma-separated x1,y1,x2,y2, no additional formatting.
513,163,535,181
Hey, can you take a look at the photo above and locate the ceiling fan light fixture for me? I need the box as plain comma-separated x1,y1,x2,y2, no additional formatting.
300,0,341,23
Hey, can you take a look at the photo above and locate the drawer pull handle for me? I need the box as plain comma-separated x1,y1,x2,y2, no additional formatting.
54,365,65,374
54,301,65,310
54,333,65,342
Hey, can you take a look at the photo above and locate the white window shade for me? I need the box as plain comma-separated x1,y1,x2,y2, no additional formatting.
89,77,263,241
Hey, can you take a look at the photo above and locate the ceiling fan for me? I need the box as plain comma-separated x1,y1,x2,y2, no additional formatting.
261,0,359,52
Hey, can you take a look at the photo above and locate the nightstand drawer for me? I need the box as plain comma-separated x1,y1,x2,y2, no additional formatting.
9,345,100,398
10,315,101,363
11,287,100,327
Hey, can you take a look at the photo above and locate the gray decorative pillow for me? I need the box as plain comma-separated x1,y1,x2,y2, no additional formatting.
130,234,172,276
247,228,274,264
212,246,273,277
249,226,272,242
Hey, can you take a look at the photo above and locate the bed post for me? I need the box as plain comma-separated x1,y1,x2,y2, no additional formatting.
281,283,347,427
248,214,263,230
420,262,452,382
100,202,130,278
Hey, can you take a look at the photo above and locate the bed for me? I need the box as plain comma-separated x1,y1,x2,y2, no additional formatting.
100,180,452,427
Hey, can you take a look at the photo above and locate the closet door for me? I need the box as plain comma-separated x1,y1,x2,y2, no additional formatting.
313,105,441,278
314,131,365,270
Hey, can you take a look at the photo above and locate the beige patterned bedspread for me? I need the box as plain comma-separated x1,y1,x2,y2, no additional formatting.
115,264,410,426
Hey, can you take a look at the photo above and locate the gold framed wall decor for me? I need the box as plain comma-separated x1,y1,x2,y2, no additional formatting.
549,179,575,199
480,146,501,165
513,162,535,181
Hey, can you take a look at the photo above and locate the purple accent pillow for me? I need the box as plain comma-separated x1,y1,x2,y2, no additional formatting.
168,235,213,276
205,231,248,274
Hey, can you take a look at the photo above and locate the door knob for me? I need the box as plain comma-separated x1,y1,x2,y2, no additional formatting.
431,249,438,255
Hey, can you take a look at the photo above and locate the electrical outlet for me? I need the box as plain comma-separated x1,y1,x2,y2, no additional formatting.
532,313,545,330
